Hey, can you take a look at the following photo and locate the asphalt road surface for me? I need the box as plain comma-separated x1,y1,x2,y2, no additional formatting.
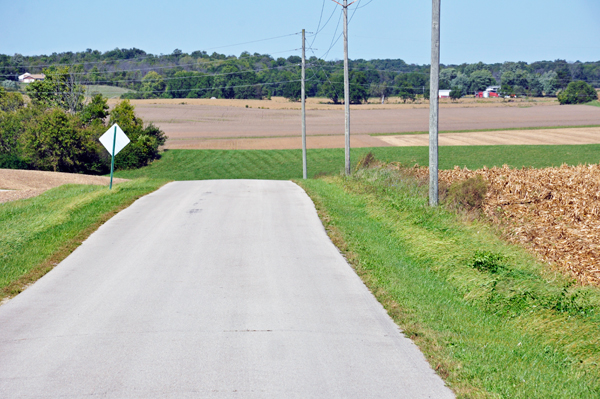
0,180,454,398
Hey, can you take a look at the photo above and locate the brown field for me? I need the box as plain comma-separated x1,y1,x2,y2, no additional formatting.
415,165,600,286
109,97,600,150
0,170,127,203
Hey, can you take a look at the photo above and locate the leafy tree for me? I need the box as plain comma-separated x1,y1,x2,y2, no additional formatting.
1,80,19,91
450,74,470,96
282,80,301,101
26,67,85,113
80,94,109,125
449,87,462,101
108,100,166,169
554,62,572,89
469,70,496,93
139,71,165,98
349,71,368,104
21,108,100,173
557,81,598,105
398,83,415,103
539,71,560,96
321,73,343,104
0,87,25,112
369,82,390,104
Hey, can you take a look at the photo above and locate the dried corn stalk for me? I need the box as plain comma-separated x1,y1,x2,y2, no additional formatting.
413,164,600,286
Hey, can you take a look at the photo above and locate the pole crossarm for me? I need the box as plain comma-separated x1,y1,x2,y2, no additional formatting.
330,0,356,7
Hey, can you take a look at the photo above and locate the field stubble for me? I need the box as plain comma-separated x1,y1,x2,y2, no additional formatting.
414,164,600,286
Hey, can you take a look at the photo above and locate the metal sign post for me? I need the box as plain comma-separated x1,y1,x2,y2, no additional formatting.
110,126,117,189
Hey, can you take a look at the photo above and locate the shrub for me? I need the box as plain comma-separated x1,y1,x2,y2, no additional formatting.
109,100,166,169
445,175,488,211
449,87,462,101
557,81,598,105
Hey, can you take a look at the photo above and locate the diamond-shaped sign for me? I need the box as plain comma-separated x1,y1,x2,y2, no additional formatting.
99,124,130,156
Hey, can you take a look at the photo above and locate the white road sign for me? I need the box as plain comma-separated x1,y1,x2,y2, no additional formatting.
99,124,130,156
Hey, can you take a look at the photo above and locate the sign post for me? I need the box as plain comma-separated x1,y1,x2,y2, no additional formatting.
99,124,130,190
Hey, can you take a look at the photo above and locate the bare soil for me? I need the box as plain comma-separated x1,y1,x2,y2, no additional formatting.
110,98,600,149
379,127,600,147
0,169,127,203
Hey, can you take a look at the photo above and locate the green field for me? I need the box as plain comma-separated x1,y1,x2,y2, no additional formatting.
84,84,135,99
299,167,600,398
115,144,600,181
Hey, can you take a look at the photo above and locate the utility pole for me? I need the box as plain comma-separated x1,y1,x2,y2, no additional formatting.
331,0,355,175
429,0,441,206
302,29,307,179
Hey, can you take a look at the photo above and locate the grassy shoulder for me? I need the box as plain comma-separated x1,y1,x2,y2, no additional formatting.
116,144,600,181
297,167,600,398
0,178,166,301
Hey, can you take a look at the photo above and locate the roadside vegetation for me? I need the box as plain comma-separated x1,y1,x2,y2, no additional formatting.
0,68,166,172
297,158,600,397
0,179,165,302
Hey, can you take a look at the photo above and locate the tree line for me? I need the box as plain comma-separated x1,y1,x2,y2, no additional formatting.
0,68,166,172
1,49,599,103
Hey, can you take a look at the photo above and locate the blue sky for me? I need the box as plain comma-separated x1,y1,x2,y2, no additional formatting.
1,0,599,65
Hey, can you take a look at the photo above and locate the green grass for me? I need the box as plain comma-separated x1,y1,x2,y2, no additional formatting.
587,100,600,107
115,145,600,181
298,167,600,398
85,85,134,99
369,124,600,136
0,179,165,299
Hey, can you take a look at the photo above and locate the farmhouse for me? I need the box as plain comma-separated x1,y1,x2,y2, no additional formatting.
18,73,46,83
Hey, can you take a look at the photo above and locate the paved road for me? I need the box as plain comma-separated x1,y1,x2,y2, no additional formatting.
0,180,454,398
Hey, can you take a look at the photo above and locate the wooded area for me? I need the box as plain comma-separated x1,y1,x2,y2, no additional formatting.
1,49,599,102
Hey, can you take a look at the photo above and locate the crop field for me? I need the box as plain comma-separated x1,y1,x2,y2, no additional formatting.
112,97,600,150
421,164,600,286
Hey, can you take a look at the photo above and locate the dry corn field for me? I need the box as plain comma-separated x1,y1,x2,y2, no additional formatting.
433,164,600,286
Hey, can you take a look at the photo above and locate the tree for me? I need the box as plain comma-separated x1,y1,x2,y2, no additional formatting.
539,71,560,96
449,87,462,101
557,81,598,105
321,73,343,104
398,83,415,103
469,70,496,93
369,82,390,104
349,71,368,104
450,74,470,96
26,67,85,113
80,94,109,125
108,100,166,169
282,80,301,102
21,108,100,172
139,71,165,98
0,87,25,112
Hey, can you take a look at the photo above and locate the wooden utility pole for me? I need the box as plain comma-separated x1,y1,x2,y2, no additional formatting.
331,0,355,175
301,29,307,179
343,0,351,175
429,0,441,206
